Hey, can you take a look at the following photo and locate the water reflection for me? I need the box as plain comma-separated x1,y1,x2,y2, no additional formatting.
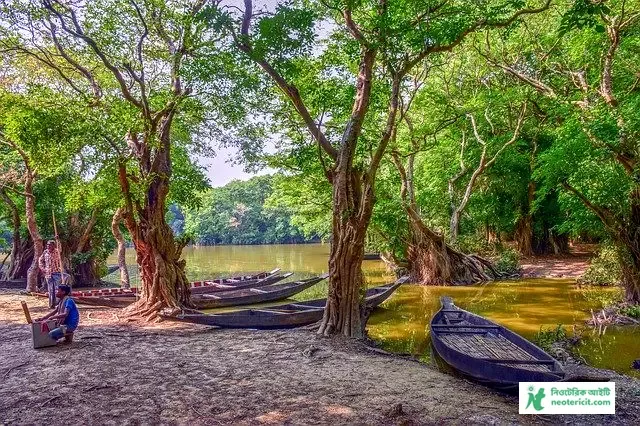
368,280,639,378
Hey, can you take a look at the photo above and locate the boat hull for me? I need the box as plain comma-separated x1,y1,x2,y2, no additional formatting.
166,277,408,329
192,275,325,309
430,297,565,392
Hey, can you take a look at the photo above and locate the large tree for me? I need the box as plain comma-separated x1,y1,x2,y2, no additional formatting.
480,0,640,302
216,0,552,337
1,0,215,317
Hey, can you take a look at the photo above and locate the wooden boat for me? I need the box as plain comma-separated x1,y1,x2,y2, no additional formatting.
74,274,325,309
100,271,293,298
430,297,565,391
163,276,408,329
34,268,282,298
189,271,292,295
192,274,327,309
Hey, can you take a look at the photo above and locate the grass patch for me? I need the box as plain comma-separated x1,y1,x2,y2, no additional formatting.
579,244,622,286
534,324,567,352
621,304,640,319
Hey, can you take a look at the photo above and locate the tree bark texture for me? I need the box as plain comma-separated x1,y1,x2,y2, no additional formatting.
318,169,369,338
111,207,130,288
24,176,42,292
0,189,31,279
406,207,499,285
119,119,191,319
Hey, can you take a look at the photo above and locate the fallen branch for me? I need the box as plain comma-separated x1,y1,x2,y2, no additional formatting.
3,361,28,378
41,395,61,407
84,384,112,392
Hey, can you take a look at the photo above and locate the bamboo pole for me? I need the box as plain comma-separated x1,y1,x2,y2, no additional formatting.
21,301,32,324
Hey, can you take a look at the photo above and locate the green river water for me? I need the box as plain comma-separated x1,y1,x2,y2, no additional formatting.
106,243,639,378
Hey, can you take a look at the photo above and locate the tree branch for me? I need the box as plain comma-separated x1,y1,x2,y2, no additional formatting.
235,0,338,161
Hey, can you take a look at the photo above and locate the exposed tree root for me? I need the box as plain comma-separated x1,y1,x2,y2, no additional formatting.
406,208,502,285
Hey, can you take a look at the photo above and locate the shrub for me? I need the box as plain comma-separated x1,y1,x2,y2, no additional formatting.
493,248,521,276
622,305,640,319
579,244,622,286
455,233,499,255
534,324,567,352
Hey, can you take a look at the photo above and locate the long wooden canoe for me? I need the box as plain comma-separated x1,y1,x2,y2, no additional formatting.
430,296,565,391
102,271,293,298
74,273,324,309
163,276,408,329
192,274,327,309
189,271,291,295
34,268,282,298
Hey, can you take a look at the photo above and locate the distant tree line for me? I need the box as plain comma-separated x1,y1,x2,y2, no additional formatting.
181,175,321,245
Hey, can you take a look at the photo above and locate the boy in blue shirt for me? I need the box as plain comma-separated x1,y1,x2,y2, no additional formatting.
35,285,79,343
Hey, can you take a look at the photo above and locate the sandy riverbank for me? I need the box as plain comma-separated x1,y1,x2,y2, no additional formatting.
1,291,638,425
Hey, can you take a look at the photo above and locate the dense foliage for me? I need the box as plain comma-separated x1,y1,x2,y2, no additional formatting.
1,0,639,315
183,175,320,245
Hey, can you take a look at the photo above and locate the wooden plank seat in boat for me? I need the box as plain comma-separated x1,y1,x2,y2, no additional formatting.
438,333,553,373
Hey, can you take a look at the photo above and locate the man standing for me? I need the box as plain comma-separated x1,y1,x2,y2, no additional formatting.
35,284,79,343
38,240,63,308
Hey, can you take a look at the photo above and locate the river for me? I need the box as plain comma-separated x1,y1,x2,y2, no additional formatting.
106,243,639,378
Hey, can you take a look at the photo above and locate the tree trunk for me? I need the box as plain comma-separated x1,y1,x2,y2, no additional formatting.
124,210,191,319
406,207,498,285
6,238,33,280
119,119,191,319
0,189,32,280
111,207,130,288
318,169,369,338
24,177,42,292
617,243,640,303
73,258,100,286
392,152,499,285
617,186,640,303
514,215,534,256
450,210,461,242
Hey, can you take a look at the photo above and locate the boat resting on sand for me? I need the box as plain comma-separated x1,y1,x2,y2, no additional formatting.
34,268,283,298
73,274,325,309
430,296,565,391
161,277,408,329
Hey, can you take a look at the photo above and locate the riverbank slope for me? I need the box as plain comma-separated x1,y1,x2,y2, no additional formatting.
1,291,638,425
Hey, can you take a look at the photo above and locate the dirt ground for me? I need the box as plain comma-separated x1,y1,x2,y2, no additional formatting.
0,291,639,425
519,245,595,278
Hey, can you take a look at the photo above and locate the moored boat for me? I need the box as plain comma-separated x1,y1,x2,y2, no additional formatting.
430,296,565,391
34,268,283,298
192,274,327,309
163,276,408,329
189,271,292,294
73,273,324,309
